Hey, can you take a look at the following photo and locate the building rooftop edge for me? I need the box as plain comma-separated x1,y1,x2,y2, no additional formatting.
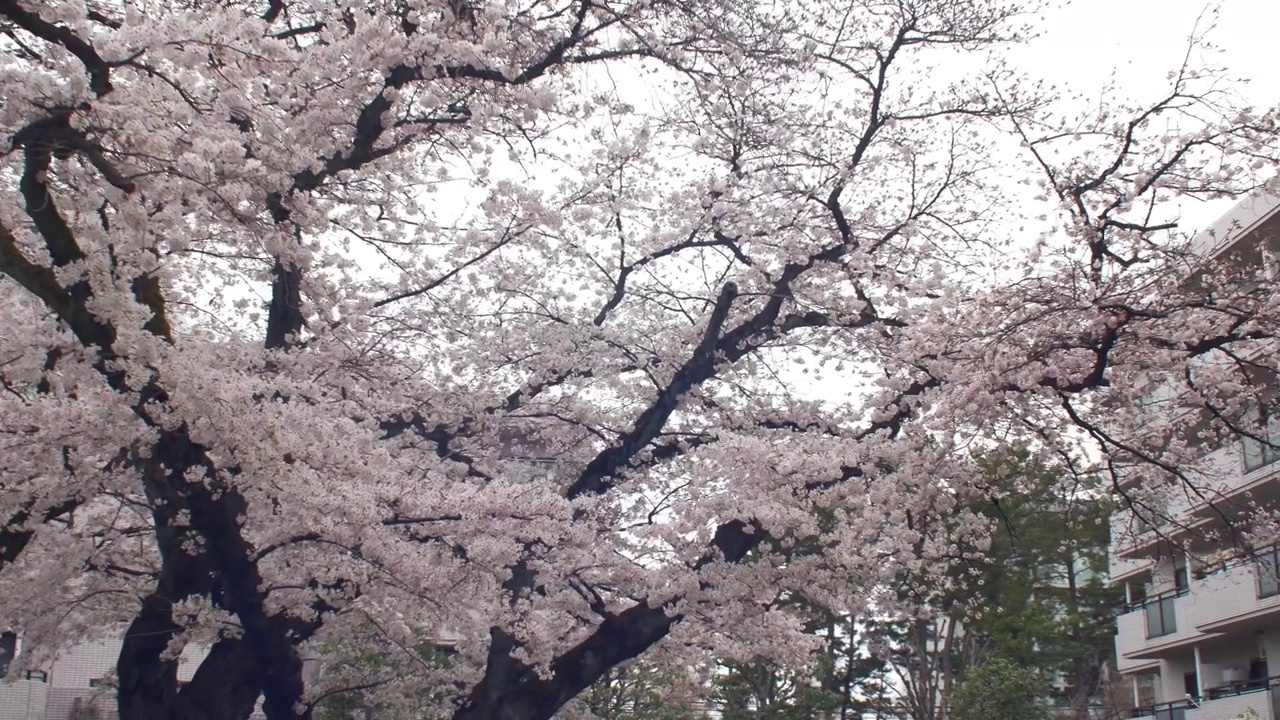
1190,191,1280,258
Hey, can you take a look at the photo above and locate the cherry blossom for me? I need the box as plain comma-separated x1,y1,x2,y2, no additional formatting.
0,1,1277,719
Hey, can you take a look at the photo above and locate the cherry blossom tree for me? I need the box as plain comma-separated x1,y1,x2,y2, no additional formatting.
1,1,1277,719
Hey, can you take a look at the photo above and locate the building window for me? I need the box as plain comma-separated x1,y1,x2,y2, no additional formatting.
1134,512,1156,536
22,670,47,682
1257,546,1279,599
1145,593,1178,638
0,632,15,677
1174,564,1190,593
1242,404,1280,472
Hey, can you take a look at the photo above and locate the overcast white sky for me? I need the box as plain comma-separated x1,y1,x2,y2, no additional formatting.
736,1,1280,406
1017,0,1280,228
1020,0,1280,99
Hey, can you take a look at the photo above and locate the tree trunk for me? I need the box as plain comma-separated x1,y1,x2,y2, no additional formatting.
454,605,674,720
938,617,958,720
119,628,262,720
116,430,315,720
1064,550,1094,720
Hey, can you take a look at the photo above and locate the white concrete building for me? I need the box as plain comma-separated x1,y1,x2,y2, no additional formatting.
1110,193,1280,720
0,636,216,720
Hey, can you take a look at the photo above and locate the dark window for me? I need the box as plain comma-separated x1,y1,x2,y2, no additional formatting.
1174,565,1190,593
1258,547,1280,599
0,632,14,677
1145,594,1178,638
1184,671,1199,699
23,670,47,682
1130,582,1148,604
1243,404,1280,472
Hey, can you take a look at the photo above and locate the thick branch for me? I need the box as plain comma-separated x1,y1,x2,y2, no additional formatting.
566,282,738,498
0,497,80,569
0,0,114,95
454,519,764,720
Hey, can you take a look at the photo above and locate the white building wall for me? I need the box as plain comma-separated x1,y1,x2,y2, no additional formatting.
48,642,117,689
1110,191,1280,720
1192,191,1280,257
1187,692,1274,720
0,637,215,720
1158,655,1196,704
41,638,209,688
1188,564,1280,629
0,681,48,720
45,688,113,720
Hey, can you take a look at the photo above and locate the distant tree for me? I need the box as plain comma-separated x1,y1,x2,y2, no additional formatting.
310,617,458,720
560,660,703,720
949,658,1052,720
715,659,839,720
712,615,890,720
962,451,1121,719
883,610,961,720
882,451,1121,720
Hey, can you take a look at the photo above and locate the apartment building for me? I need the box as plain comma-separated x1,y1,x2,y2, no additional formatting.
1110,193,1280,720
0,636,223,720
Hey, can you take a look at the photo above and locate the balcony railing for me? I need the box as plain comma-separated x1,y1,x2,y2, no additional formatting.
1130,676,1280,720
1205,673,1280,701
1117,587,1196,662
1119,587,1190,639
1188,684,1278,720
1186,545,1280,631
1130,699,1194,720
1121,587,1191,615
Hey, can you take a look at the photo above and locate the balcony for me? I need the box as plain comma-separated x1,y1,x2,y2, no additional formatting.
1110,448,1251,560
1130,699,1194,720
1189,550,1280,633
1111,445,1239,558
1117,589,1205,660
1110,542,1154,581
1130,678,1280,720
1130,680,1280,720
1188,678,1278,720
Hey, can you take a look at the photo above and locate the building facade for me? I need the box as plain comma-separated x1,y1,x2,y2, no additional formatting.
1110,193,1280,720
0,637,226,720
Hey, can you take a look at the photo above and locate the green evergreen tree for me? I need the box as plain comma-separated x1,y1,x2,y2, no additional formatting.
961,451,1121,716
566,661,702,720
949,658,1053,720
882,450,1122,720
710,611,892,719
